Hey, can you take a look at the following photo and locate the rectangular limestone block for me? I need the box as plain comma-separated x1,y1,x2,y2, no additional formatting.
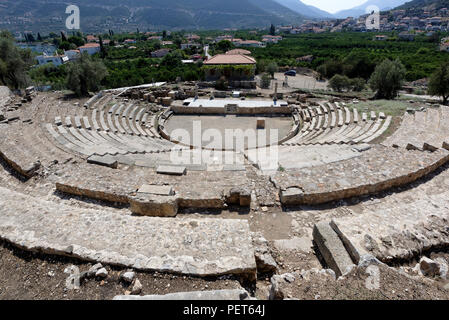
161,97,172,106
138,184,175,196
157,165,186,176
280,187,304,205
313,221,355,277
130,194,178,217
87,155,118,169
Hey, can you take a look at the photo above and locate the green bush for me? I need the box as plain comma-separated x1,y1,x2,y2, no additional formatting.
368,58,406,99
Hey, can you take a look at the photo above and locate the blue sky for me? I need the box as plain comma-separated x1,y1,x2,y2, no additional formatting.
301,0,368,13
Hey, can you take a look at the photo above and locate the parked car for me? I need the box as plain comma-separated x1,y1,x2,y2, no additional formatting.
284,70,297,76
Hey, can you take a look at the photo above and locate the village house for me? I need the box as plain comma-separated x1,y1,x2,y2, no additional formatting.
180,42,201,50
64,49,80,61
35,54,69,67
203,54,256,81
78,43,101,55
226,49,251,55
86,35,98,43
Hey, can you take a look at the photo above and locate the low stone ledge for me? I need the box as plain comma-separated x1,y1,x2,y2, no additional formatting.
113,289,251,300
276,147,449,205
56,182,130,204
0,148,40,179
130,194,179,217
0,187,257,278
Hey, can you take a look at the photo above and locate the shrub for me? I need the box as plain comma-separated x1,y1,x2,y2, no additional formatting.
328,74,350,92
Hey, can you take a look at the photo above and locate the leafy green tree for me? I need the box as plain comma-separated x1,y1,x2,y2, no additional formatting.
68,36,85,47
0,31,34,89
270,24,276,36
266,62,278,79
216,40,234,53
350,77,366,92
368,59,406,99
328,74,350,92
161,50,184,68
260,73,271,89
66,53,108,96
428,62,449,105
59,41,75,51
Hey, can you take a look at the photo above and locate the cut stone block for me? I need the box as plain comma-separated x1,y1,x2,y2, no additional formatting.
55,116,62,126
130,194,179,217
87,155,118,169
239,189,251,207
313,221,355,277
137,184,175,196
113,289,251,300
279,187,304,205
156,165,186,176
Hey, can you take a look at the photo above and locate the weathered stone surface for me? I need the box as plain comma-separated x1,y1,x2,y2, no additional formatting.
87,155,118,169
0,187,256,278
96,268,108,278
252,233,278,274
157,165,186,176
121,271,136,283
113,289,251,300
313,222,355,277
269,274,298,300
137,184,175,196
129,194,179,217
420,257,441,278
280,187,304,205
88,263,103,277
332,185,449,263
273,146,449,205
131,279,142,294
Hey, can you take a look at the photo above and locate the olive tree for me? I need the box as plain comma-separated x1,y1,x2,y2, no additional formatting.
428,62,449,105
0,30,34,89
66,53,108,96
368,59,405,99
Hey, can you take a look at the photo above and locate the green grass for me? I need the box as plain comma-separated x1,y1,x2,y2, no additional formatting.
345,100,412,117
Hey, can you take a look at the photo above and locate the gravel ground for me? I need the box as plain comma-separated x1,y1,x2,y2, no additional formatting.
0,240,243,300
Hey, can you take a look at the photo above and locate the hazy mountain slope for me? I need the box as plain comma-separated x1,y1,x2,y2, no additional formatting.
273,0,333,18
0,0,306,32
397,0,449,10
334,0,411,18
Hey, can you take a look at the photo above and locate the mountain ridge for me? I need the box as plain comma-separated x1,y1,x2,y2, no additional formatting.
333,0,411,18
0,0,306,32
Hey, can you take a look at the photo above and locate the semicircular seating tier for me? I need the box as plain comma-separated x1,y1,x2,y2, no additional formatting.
382,105,449,152
44,96,180,162
285,102,392,146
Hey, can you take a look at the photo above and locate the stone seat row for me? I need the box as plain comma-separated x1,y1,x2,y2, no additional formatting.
45,122,175,159
273,145,449,206
286,102,391,146
55,102,161,139
382,106,449,152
